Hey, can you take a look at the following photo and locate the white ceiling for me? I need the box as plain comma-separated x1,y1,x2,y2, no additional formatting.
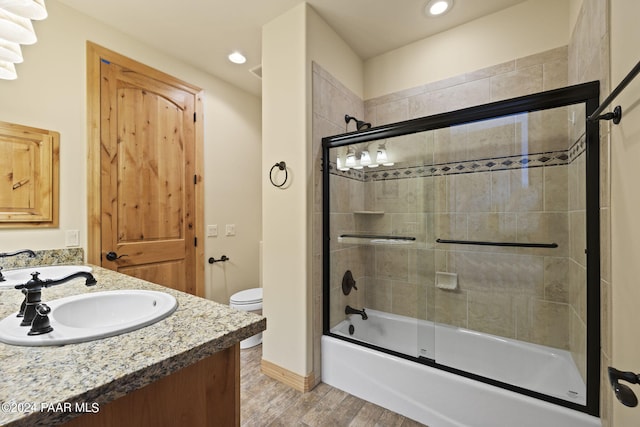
56,0,527,97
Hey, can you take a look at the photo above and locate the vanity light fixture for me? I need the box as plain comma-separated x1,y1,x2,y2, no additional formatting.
0,59,16,79
425,0,453,17
337,156,349,171
376,143,394,166
362,145,379,168
0,0,47,80
0,0,47,20
228,51,246,64
345,147,356,168
0,39,22,62
0,7,36,44
360,150,372,167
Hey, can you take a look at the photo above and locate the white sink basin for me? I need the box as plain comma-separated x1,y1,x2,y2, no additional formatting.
0,290,177,346
0,265,93,289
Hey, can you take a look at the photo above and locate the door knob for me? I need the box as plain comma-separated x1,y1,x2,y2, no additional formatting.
105,251,128,261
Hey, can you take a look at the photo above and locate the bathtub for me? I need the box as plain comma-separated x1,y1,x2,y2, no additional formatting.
322,309,601,427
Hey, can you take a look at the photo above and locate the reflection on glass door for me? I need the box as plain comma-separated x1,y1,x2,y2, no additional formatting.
430,105,588,405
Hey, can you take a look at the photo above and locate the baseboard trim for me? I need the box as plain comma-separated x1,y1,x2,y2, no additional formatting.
261,359,315,392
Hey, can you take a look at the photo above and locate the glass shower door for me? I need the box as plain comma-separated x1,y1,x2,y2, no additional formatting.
326,135,434,361
323,82,600,415
431,105,589,405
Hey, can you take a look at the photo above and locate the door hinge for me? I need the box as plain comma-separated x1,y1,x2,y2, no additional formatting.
193,112,196,122
194,174,197,185
194,237,198,247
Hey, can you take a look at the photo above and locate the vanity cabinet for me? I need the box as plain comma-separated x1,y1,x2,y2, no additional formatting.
64,345,240,427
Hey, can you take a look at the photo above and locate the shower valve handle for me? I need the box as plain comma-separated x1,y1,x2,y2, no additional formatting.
342,270,357,295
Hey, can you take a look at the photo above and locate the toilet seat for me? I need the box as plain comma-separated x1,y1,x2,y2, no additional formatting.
230,288,262,305
229,287,263,349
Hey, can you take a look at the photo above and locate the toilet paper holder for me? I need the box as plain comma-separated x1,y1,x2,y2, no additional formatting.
208,255,229,264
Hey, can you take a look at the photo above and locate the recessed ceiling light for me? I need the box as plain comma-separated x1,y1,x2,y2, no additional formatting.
228,51,246,64
425,0,453,16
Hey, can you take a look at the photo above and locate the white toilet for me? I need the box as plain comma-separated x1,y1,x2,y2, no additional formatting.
229,287,263,349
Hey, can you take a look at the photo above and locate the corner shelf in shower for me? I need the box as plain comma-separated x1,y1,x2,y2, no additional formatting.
338,234,416,245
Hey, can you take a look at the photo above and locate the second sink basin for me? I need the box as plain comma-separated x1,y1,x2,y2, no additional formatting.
0,290,178,346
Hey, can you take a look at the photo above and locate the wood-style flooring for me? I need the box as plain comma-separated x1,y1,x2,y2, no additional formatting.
240,344,427,426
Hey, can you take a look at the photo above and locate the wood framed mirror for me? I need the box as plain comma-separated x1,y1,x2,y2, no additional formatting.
0,121,59,228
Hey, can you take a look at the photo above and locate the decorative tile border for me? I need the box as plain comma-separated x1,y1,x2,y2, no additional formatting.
327,164,367,181
330,149,570,182
568,133,586,163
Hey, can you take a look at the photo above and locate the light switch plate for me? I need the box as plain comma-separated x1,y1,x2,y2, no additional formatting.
65,230,79,247
225,224,236,236
207,225,218,237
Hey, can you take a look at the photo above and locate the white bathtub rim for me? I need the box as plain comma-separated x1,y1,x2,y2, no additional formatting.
323,336,464,427
322,335,601,427
331,307,586,403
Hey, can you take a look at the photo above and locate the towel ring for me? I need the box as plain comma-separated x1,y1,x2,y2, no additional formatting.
269,161,288,188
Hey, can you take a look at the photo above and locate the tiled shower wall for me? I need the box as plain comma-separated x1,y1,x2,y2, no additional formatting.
312,63,365,385
568,0,611,424
321,47,573,326
359,48,574,356
314,46,576,379
328,117,585,357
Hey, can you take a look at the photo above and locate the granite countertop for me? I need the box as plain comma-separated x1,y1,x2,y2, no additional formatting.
0,265,266,427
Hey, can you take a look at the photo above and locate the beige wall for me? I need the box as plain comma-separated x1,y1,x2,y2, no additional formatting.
569,0,585,31
0,0,262,304
262,2,311,376
611,0,640,425
364,0,570,99
307,10,363,100
261,3,364,379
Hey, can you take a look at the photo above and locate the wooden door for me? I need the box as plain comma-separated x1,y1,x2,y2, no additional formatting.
88,43,204,296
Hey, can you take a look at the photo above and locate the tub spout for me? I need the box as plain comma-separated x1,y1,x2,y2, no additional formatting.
345,305,368,320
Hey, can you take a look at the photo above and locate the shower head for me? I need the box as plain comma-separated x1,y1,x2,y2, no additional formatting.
345,114,371,131
609,366,640,407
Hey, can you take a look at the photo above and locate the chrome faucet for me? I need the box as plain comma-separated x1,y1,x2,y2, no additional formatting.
15,271,97,328
345,305,368,320
0,249,36,282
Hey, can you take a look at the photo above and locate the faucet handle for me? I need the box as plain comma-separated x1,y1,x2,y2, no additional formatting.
28,303,53,336
35,303,51,316
15,272,44,291
0,266,4,282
